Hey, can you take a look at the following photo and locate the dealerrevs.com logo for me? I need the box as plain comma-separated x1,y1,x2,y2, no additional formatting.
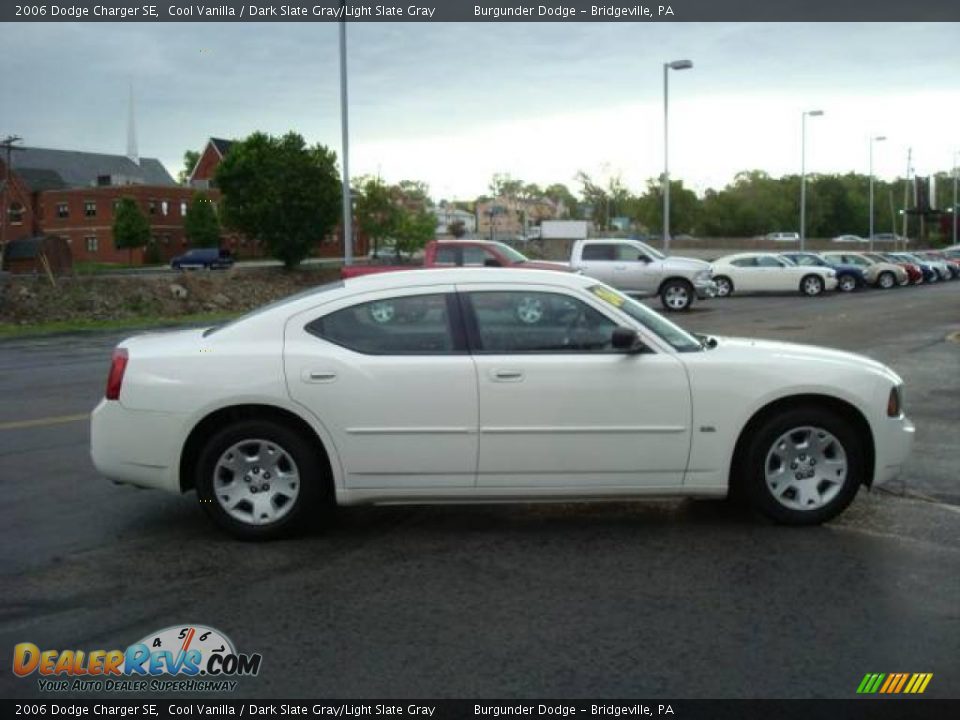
13,625,262,693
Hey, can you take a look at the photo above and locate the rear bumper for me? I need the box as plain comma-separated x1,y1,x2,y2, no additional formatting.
872,413,915,485
90,399,186,493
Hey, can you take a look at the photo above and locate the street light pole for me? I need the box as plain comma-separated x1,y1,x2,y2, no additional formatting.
338,13,353,266
953,151,958,247
662,59,692,256
799,110,823,252
868,135,886,252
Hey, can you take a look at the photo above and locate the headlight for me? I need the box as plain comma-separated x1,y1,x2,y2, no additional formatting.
695,269,711,281
887,386,903,417
826,270,836,277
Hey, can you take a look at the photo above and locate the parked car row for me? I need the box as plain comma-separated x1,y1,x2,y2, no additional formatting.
708,249,960,297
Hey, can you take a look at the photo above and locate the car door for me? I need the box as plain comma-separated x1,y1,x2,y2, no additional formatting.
575,243,618,284
284,287,478,489
729,256,760,290
610,243,657,294
755,255,792,290
459,284,692,489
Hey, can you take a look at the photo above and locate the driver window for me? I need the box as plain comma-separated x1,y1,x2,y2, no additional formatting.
616,245,648,262
462,246,493,266
467,291,618,353
731,257,757,267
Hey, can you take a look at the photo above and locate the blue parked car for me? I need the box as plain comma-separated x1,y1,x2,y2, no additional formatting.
170,248,234,271
779,252,866,293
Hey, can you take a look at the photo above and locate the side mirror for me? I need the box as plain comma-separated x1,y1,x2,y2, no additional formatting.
611,326,644,353
484,258,502,267
636,255,651,264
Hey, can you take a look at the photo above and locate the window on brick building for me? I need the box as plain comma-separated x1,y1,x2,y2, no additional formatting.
8,203,24,225
148,201,157,215
57,203,69,219
180,201,187,216
85,236,98,252
161,201,169,216
84,201,96,217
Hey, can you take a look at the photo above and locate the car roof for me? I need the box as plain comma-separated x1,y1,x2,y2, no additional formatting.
713,252,779,262
342,267,591,291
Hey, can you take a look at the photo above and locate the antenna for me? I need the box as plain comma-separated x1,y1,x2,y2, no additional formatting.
127,82,139,166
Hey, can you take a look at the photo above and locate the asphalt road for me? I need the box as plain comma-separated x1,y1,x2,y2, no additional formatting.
1,282,958,700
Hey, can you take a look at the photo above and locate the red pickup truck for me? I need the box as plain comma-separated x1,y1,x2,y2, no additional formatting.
340,240,570,279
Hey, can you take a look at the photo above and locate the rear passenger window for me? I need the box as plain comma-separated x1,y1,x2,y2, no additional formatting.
731,257,757,267
434,246,458,265
581,244,616,261
306,294,457,354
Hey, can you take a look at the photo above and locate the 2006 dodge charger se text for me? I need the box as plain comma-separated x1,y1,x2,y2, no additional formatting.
91,269,915,539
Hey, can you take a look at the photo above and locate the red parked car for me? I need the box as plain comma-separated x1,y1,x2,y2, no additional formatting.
340,240,570,279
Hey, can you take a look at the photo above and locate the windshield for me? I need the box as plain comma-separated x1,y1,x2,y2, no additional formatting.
588,284,703,353
492,242,529,263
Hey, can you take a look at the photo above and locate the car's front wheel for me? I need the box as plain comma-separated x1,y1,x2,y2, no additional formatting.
739,406,863,525
800,274,825,296
660,279,694,311
195,419,330,540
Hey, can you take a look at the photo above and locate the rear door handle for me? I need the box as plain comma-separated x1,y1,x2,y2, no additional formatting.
303,369,337,383
491,369,524,382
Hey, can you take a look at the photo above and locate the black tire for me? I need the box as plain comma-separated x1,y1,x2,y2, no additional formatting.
837,274,857,293
714,276,733,298
737,406,864,525
195,419,332,540
659,279,694,311
876,271,896,290
800,274,824,296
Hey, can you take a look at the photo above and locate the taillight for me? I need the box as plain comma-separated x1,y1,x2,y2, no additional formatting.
105,348,129,401
887,386,902,417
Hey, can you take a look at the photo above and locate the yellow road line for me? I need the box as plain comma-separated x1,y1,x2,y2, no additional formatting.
0,413,89,431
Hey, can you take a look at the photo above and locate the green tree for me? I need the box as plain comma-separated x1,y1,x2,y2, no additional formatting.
178,150,200,184
394,207,436,257
214,131,341,269
183,192,222,248
544,183,578,218
448,219,466,238
355,176,401,258
112,197,151,266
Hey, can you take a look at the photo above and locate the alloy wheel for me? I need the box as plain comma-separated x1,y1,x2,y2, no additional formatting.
764,426,847,512
664,284,690,310
213,439,301,526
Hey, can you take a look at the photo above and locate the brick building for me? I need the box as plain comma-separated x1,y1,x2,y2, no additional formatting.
1,146,199,265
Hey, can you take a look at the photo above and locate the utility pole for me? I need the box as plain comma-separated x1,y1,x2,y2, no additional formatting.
338,10,353,266
800,110,824,252
901,148,911,252
953,151,958,247
1,135,24,259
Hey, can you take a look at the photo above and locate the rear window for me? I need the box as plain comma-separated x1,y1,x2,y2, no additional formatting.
202,281,345,337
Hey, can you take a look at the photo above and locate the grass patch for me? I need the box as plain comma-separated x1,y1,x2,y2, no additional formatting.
0,311,241,339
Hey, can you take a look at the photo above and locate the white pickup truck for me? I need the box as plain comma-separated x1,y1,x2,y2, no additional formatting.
570,238,717,311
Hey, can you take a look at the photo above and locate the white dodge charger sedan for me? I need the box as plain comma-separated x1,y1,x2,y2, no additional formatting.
710,252,838,297
91,269,914,539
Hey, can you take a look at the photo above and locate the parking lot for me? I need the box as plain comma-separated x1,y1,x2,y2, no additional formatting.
1,282,958,698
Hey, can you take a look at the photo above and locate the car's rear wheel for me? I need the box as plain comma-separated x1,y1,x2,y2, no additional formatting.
876,271,896,289
714,276,733,297
837,274,857,293
800,274,824,296
739,406,863,525
660,279,694,311
195,419,330,540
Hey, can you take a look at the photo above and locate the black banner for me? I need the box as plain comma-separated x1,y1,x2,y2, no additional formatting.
3,0,960,23
1,700,958,719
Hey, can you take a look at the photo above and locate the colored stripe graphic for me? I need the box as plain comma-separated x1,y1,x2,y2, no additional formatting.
857,673,933,694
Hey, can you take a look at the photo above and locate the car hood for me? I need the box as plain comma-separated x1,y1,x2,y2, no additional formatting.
708,336,901,384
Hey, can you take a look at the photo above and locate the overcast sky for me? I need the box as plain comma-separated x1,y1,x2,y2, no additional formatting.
2,22,958,199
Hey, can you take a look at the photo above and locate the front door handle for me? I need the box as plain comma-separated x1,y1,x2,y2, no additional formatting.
303,369,337,383
491,369,524,382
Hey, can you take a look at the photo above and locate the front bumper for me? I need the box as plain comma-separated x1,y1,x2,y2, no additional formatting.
694,279,718,299
872,413,916,485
